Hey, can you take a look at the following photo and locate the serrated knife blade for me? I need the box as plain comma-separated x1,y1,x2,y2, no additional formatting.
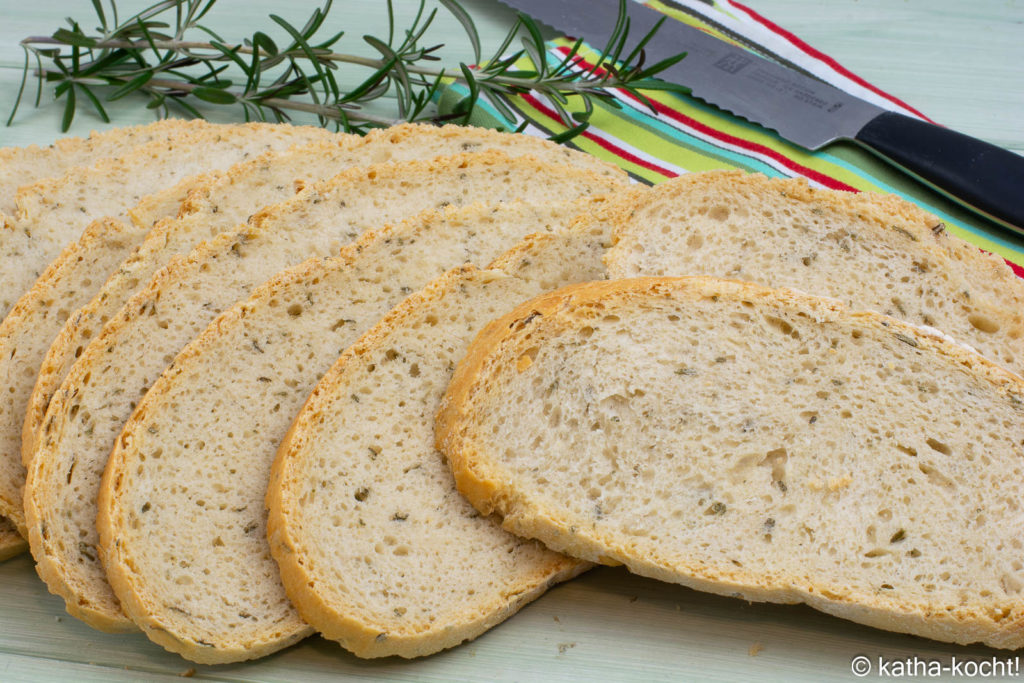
500,0,1024,233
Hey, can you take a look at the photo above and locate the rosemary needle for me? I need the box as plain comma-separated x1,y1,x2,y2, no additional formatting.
9,0,689,140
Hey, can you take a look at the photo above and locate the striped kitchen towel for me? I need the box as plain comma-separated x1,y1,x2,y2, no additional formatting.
437,0,1024,273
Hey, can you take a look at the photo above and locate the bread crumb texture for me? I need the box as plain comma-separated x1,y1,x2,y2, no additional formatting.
437,276,1024,650
0,122,335,538
268,252,605,658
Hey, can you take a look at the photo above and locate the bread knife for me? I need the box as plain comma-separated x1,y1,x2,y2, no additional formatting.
498,0,1024,234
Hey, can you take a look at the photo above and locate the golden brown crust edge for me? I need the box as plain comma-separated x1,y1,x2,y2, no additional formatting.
76,248,317,658
24,487,136,632
22,213,187,468
65,152,615,656
100,423,309,661
99,431,309,662
25,396,136,631
20,127,340,467
362,122,626,179
435,276,1024,650
91,231,399,661
9,121,324,223
25,145,613,464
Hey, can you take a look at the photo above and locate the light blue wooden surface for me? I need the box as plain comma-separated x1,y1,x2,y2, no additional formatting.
0,1,1022,680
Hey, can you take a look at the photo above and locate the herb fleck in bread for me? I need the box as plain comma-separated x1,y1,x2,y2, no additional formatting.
603,171,1024,375
98,199,605,662
0,123,335,535
26,151,623,633
23,123,623,467
436,276,1024,650
265,219,613,658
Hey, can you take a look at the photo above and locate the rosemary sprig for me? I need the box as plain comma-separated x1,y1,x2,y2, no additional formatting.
9,0,689,139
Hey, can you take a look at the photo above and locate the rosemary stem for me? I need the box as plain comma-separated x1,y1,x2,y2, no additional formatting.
20,36,599,92
33,67,406,126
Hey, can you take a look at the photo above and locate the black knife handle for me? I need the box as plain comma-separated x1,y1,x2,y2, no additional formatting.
854,111,1024,233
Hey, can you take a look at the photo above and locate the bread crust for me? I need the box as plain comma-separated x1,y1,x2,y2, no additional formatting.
266,212,615,657
0,218,148,532
0,119,210,217
437,276,1024,650
0,120,217,562
88,248,321,653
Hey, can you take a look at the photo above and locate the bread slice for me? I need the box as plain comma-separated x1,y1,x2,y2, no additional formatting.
265,218,613,658
23,124,623,467
436,276,1024,650
0,119,211,216
603,171,1024,376
25,152,623,634
95,198,604,662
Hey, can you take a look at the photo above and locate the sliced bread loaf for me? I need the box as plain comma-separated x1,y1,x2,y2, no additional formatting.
436,276,1024,650
25,152,624,633
23,124,624,466
0,119,210,216
265,220,613,658
603,171,1024,375
97,198,604,662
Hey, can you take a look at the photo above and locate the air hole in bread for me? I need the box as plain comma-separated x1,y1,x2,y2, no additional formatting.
968,313,1000,334
707,206,729,221
517,347,539,372
759,448,788,488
